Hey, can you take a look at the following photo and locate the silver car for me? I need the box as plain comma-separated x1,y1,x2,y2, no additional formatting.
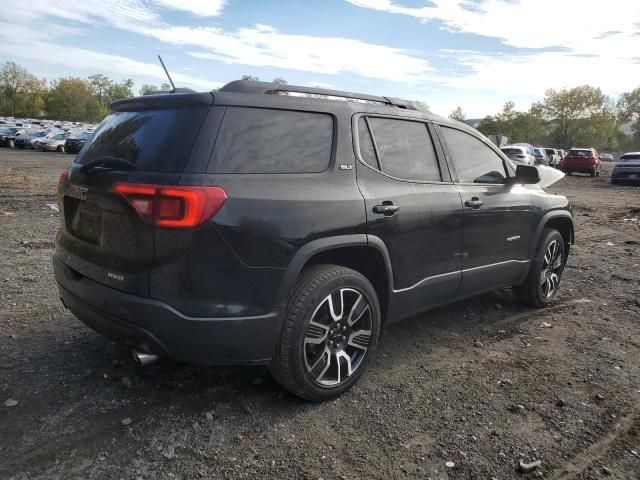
501,145,536,166
611,152,640,184
34,133,68,152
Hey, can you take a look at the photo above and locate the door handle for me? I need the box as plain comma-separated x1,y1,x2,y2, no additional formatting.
373,203,399,216
464,197,484,209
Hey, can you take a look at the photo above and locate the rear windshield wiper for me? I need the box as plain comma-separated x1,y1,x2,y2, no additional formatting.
79,156,136,173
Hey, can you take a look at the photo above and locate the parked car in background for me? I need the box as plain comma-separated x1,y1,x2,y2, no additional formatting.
64,131,92,154
500,145,536,166
0,127,26,148
562,148,601,176
544,148,561,168
600,152,614,162
15,129,62,149
611,152,640,184
53,79,574,401
34,133,68,152
533,147,549,165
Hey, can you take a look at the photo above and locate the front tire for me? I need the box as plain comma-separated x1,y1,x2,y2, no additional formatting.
270,264,381,401
8,139,14,148
514,228,566,307
57,145,65,153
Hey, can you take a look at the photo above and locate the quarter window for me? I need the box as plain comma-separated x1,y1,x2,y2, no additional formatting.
365,117,441,182
357,117,378,169
208,107,333,174
439,126,507,184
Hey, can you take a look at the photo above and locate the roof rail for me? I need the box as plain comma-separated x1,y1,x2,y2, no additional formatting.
218,80,424,111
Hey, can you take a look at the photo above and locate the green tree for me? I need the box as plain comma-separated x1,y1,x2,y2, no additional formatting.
47,77,106,122
448,106,466,122
241,74,260,81
107,78,134,102
89,74,112,107
540,86,607,147
0,62,33,116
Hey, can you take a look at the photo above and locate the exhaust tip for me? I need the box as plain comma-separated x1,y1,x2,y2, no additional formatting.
132,349,160,367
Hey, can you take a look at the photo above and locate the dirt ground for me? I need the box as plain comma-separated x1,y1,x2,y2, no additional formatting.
0,149,638,480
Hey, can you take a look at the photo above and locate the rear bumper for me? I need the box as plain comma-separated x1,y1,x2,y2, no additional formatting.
53,255,281,365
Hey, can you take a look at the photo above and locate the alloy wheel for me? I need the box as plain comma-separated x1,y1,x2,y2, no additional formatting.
540,239,563,299
303,288,373,387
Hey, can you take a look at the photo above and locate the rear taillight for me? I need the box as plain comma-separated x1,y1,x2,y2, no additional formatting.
59,170,69,186
111,183,227,229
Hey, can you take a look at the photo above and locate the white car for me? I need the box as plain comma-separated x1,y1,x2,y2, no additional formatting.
500,145,536,166
34,133,68,152
544,148,561,168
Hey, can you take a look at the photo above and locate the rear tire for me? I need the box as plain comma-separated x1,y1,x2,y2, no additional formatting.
514,228,566,307
590,168,596,177
565,170,571,176
8,139,14,148
269,264,381,401
57,145,65,153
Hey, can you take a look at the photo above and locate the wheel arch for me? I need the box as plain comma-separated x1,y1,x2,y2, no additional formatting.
276,235,393,323
531,211,574,261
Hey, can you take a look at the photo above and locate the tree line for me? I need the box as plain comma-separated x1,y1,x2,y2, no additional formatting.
3,60,638,150
449,85,640,151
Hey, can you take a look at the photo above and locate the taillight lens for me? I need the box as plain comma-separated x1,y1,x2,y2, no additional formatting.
111,183,227,229
59,170,69,186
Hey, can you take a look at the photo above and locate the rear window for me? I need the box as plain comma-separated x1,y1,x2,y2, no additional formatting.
568,149,592,157
501,148,524,155
207,107,333,174
75,107,208,173
620,154,640,161
545,149,555,155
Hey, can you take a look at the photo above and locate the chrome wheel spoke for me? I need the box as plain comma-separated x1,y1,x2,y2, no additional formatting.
327,291,344,322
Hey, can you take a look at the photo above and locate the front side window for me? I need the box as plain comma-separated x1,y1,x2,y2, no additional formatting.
440,126,507,184
365,117,441,182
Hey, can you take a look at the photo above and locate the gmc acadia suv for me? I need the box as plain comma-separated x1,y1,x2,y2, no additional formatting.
54,80,574,401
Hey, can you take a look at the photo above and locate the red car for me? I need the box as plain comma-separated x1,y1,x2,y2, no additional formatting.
562,148,601,177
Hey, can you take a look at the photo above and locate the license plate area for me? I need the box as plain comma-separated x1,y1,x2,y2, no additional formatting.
66,197,102,244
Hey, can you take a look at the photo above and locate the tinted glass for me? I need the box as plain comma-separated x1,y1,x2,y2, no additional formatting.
545,149,555,155
620,154,640,161
208,107,333,174
568,149,592,157
440,126,507,184
357,117,378,169
367,118,440,181
75,107,208,173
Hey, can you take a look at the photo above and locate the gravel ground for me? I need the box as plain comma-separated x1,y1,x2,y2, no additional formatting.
0,149,639,480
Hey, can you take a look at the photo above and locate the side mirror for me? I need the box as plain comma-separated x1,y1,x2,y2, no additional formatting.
513,164,540,184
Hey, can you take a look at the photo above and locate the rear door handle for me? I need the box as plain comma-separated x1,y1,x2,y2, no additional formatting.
373,203,399,216
464,197,484,209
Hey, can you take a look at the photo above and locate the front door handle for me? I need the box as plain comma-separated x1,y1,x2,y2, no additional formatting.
373,203,399,216
464,197,484,209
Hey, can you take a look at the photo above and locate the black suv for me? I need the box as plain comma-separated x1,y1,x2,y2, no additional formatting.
54,81,574,401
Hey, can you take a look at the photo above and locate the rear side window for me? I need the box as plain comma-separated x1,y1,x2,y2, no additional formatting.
76,108,208,173
366,117,441,182
440,126,507,184
207,107,333,173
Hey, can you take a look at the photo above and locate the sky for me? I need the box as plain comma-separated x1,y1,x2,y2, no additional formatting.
1,0,639,118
